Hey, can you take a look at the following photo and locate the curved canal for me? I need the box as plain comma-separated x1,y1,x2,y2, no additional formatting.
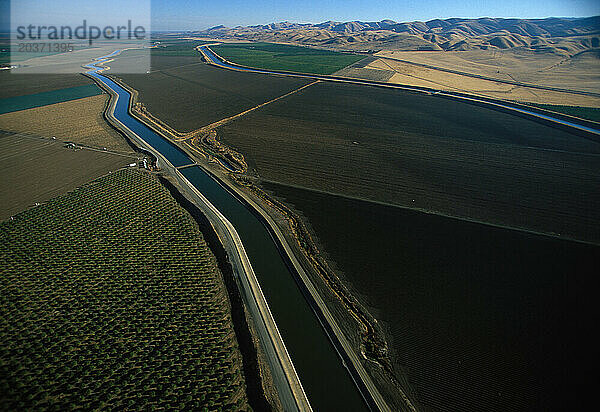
84,54,369,411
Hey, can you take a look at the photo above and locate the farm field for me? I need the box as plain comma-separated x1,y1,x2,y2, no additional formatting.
152,40,212,56
109,55,311,132
149,55,202,71
0,169,250,410
217,81,600,244
0,84,102,114
0,132,133,220
211,42,364,75
106,49,201,73
8,42,144,75
365,57,600,107
0,95,134,153
106,42,209,73
523,102,600,123
370,49,600,107
376,48,600,94
0,72,93,99
263,180,599,412
0,46,60,64
333,56,395,82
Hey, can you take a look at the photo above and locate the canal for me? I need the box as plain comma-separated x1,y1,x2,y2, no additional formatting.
85,53,369,411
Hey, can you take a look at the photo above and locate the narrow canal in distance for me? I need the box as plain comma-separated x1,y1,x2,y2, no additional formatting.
85,54,369,411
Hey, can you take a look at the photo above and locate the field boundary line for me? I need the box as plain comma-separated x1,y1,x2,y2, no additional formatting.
177,80,321,141
259,178,600,247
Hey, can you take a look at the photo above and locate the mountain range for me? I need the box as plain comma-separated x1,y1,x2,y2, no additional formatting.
196,16,600,54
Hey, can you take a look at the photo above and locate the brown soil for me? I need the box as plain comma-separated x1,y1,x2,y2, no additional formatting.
0,95,135,153
0,132,131,220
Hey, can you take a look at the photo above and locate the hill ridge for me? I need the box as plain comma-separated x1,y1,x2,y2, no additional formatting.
196,16,600,54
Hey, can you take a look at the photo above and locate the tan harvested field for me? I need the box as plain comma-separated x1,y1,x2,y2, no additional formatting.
0,132,133,220
373,59,600,106
0,95,134,153
377,49,571,81
370,49,600,106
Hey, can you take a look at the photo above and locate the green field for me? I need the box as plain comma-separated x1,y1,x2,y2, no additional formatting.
0,84,102,114
524,102,600,123
211,42,364,75
0,169,250,410
263,180,599,411
110,55,310,131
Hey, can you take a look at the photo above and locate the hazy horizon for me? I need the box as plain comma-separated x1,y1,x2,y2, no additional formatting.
151,0,599,31
196,14,600,30
1,0,599,32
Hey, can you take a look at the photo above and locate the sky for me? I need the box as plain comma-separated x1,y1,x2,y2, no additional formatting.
151,0,600,31
1,0,599,32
